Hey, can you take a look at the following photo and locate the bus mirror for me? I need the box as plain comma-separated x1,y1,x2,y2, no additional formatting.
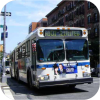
89,50,93,57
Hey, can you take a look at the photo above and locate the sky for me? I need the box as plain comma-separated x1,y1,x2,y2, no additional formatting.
0,0,62,53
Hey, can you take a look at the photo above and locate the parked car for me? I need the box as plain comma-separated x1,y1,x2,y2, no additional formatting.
5,66,10,74
95,64,100,77
1,60,11,74
5,60,10,74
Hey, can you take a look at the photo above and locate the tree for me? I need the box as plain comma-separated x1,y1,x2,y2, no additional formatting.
0,51,3,61
91,38,100,63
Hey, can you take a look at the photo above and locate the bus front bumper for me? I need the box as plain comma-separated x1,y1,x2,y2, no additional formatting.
39,77,93,87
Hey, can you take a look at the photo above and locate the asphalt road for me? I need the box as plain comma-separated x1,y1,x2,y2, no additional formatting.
1,75,100,100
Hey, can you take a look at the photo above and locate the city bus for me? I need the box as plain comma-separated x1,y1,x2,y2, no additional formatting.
10,27,93,88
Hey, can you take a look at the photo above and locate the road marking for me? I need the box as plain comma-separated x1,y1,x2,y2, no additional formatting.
93,82,100,83
3,89,14,100
2,87,10,89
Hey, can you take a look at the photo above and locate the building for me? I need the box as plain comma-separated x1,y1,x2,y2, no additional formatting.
38,18,47,27
28,18,47,34
46,0,99,67
46,0,99,43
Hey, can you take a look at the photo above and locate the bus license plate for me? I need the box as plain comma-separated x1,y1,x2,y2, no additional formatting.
66,68,74,72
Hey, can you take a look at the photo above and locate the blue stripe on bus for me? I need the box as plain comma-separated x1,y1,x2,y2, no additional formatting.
37,64,53,68
37,62,90,68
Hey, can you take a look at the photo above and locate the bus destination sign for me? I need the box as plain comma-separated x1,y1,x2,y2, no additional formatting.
44,30,82,37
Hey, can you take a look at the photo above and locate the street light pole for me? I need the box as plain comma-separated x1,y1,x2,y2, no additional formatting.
2,5,7,83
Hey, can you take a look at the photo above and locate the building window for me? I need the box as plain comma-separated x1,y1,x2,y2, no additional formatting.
63,7,65,13
81,5,85,14
94,27,98,36
66,4,70,11
70,2,73,9
66,15,68,21
94,13,98,22
88,2,91,9
69,12,73,21
87,15,91,24
88,29,91,34
79,18,84,27
48,19,52,25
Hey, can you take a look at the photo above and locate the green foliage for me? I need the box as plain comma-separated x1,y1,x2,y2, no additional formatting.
0,51,3,60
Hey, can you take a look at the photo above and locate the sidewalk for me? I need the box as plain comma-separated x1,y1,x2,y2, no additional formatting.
0,75,15,100
0,82,8,87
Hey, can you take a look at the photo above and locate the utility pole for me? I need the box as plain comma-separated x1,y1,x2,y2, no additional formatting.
2,5,7,83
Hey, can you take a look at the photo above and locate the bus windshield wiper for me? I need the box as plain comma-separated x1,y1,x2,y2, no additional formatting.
53,51,60,61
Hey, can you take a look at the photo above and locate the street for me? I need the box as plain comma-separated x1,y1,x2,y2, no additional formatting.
0,74,100,100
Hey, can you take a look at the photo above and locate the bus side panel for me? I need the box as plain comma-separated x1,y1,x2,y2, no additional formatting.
18,57,30,83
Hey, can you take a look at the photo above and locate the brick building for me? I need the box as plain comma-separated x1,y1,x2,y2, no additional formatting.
28,18,47,34
46,0,99,43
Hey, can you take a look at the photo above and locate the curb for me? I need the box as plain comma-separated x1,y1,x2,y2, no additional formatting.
0,81,15,100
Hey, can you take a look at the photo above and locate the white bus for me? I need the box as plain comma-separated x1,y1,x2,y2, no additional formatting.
10,27,93,88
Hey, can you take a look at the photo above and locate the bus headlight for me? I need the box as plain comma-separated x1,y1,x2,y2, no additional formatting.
83,72,91,77
40,77,44,80
44,75,49,80
39,75,49,81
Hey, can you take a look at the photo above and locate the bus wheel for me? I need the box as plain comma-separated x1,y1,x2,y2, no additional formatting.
10,69,13,78
28,70,33,89
16,69,20,82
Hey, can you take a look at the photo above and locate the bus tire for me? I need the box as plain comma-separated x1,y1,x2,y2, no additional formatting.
16,69,20,83
10,68,13,78
27,70,33,89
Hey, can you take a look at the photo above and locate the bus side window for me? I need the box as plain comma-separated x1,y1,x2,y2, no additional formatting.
22,44,26,58
26,42,28,57
26,40,30,57
18,47,22,59
16,49,18,60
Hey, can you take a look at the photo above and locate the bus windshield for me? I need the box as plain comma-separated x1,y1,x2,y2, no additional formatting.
65,39,89,61
37,39,65,62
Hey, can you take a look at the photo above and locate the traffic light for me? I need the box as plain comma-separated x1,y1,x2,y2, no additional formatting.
1,32,8,41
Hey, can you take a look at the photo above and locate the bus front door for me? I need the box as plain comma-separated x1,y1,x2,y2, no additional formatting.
32,41,36,82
